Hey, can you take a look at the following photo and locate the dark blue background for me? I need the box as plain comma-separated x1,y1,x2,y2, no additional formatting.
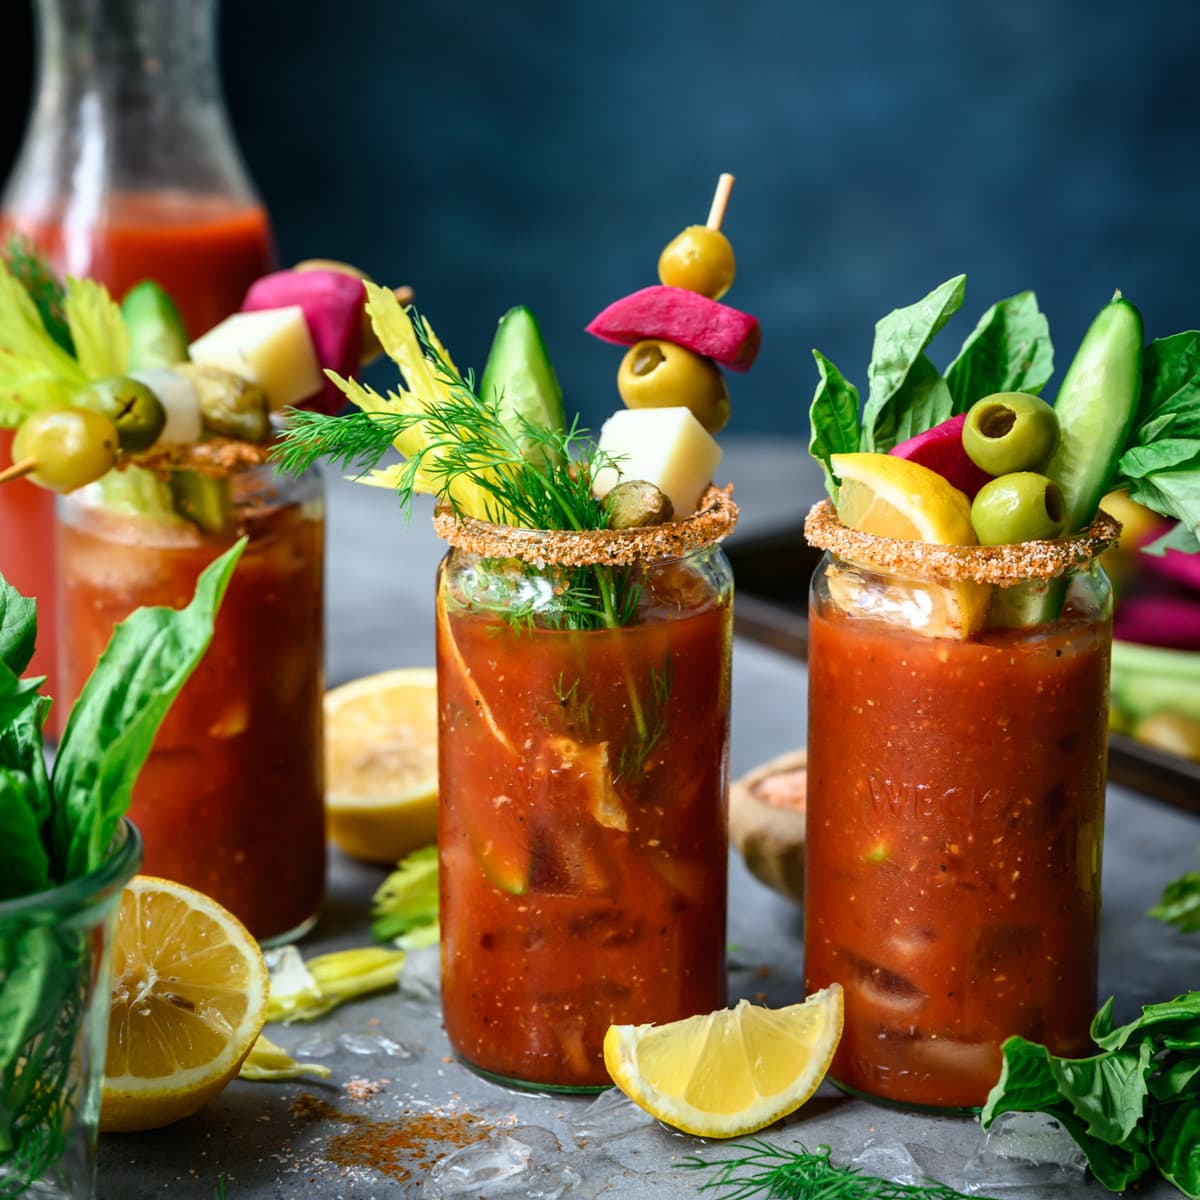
3,1,1199,436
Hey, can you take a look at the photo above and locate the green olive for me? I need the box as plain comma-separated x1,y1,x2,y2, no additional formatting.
1132,711,1200,762
657,225,736,299
175,363,272,443
617,339,730,434
970,472,1068,545
963,392,1060,475
77,375,166,452
12,408,118,492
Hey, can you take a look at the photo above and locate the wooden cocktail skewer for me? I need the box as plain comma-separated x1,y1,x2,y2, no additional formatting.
706,173,735,232
0,457,38,486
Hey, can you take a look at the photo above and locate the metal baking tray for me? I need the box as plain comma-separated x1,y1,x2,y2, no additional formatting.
727,524,1200,818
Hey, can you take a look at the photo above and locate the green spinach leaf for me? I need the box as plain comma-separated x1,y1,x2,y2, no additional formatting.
808,350,861,499
860,274,965,452
944,290,1054,411
50,539,245,880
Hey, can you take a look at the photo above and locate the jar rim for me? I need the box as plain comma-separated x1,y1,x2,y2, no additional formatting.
0,817,142,921
130,435,276,479
804,499,1120,585
433,484,738,566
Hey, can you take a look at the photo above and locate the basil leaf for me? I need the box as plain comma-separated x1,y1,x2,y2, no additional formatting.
0,767,50,900
1094,992,1200,1053
944,290,1054,411
1050,1040,1154,1144
1151,1098,1200,1198
50,539,245,880
1138,333,1200,441
860,274,965,452
808,350,861,499
1150,859,1200,930
0,576,36,678
1149,1056,1200,1103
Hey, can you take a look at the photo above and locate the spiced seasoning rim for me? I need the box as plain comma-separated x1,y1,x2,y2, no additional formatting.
433,484,738,566
804,499,1120,586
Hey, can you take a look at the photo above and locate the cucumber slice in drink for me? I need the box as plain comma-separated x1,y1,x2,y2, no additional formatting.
122,280,190,370
1046,296,1143,533
479,306,567,464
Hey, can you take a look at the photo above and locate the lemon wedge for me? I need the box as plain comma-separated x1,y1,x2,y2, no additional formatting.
324,667,439,865
101,876,269,1133
603,986,843,1138
831,452,976,544
829,453,990,638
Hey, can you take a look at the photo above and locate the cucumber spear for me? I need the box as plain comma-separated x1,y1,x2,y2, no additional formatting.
991,294,1143,628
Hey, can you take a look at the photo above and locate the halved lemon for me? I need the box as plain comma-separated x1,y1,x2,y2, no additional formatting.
101,876,269,1133
830,452,989,637
324,667,439,864
602,985,844,1138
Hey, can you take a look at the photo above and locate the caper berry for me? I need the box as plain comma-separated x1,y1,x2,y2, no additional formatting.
605,479,675,529
1132,711,1200,762
963,392,1060,476
12,408,118,492
616,339,730,434
175,364,272,443
970,472,1068,544
657,225,736,299
78,375,167,452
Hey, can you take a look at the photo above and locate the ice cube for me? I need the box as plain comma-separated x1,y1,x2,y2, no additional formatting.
962,1111,1086,1193
849,1140,928,1187
422,1127,580,1198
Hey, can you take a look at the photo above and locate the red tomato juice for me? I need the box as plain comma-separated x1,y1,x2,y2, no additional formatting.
0,190,275,709
804,604,1109,1109
437,569,731,1089
57,483,325,942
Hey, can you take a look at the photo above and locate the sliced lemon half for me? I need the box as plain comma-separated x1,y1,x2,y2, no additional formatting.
602,985,843,1138
324,667,439,864
830,452,990,638
101,876,269,1133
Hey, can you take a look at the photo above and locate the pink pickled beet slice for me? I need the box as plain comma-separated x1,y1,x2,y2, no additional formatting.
1113,595,1200,652
242,269,365,414
1137,540,1200,596
585,285,761,371
889,414,992,499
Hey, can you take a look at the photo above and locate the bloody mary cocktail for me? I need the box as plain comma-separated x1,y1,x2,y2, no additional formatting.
57,464,325,943
803,503,1116,1111
434,496,736,1090
1,192,275,339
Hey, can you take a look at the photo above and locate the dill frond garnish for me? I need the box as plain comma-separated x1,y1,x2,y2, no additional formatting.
274,289,640,631
679,1140,995,1200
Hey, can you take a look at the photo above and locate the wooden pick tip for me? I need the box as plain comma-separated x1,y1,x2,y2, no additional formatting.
706,173,736,231
0,456,39,486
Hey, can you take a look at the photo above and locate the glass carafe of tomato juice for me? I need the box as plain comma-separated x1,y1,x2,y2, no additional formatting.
1,0,275,691
803,500,1118,1111
433,490,737,1090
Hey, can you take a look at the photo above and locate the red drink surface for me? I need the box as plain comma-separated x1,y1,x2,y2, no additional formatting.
1,191,275,338
437,576,731,1088
804,605,1109,1109
57,495,325,941
0,428,57,686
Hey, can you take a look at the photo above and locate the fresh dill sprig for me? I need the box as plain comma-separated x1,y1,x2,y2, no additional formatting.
679,1141,995,1200
274,306,640,632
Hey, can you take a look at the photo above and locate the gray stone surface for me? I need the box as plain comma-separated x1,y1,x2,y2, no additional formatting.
96,440,1200,1198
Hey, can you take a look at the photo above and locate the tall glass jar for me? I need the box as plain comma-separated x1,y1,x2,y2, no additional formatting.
1,0,275,698
802,500,1118,1111
56,463,325,944
0,819,141,1199
433,489,737,1091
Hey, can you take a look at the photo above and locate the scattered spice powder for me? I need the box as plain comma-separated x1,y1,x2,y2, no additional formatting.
289,1093,494,1183
343,1077,388,1101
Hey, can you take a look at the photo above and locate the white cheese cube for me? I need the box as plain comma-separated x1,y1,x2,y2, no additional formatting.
593,406,722,517
131,368,202,445
189,307,322,410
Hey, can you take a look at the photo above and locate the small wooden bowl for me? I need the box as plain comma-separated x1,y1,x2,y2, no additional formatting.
729,748,807,906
